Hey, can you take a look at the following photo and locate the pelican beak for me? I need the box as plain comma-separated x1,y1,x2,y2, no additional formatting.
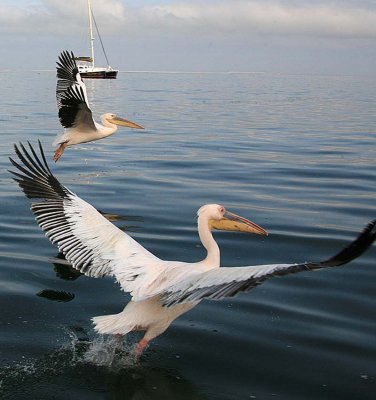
210,211,268,236
109,116,145,129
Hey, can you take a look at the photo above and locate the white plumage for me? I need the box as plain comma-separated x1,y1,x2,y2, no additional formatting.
10,142,376,358
53,51,144,161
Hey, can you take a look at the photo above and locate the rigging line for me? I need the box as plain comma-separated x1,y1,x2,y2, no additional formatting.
91,10,111,67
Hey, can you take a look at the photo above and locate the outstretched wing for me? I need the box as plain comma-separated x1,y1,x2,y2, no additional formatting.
56,50,96,132
10,142,162,298
161,221,376,306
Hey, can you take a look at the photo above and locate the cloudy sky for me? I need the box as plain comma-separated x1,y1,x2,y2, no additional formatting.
0,0,375,74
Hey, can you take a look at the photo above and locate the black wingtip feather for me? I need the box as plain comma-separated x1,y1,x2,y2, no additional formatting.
10,141,71,200
36,139,52,174
319,219,376,268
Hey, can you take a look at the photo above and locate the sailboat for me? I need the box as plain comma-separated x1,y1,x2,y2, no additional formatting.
76,0,118,79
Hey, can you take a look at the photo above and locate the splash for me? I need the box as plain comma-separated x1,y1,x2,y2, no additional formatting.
0,326,139,397
0,327,204,399
82,334,137,368
63,325,140,368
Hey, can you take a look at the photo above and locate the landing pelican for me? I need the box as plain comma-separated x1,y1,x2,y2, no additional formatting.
10,142,376,359
53,51,144,161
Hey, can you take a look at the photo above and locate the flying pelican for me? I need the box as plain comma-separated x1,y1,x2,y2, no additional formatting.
10,142,376,359
53,51,144,162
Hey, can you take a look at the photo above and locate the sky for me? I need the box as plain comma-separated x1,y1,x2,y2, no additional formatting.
0,0,375,74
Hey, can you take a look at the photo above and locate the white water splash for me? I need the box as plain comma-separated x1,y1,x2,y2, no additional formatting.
82,334,137,368
0,327,140,396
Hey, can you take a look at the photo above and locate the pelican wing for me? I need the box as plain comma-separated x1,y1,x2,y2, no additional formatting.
10,142,161,296
161,221,376,306
56,51,80,98
56,50,95,131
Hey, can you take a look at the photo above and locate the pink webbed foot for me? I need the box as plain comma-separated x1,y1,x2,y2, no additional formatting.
53,142,67,162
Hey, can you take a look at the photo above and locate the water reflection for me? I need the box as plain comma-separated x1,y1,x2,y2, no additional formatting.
36,254,80,303
104,366,205,400
98,210,144,224
51,252,82,281
36,289,75,303
39,209,144,295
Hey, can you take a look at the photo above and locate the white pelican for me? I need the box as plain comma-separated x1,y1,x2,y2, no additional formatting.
10,142,376,359
54,51,144,162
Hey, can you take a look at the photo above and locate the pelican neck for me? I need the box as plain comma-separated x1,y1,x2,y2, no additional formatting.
197,215,220,268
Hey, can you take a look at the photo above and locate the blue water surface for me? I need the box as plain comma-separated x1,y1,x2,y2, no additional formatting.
0,70,375,399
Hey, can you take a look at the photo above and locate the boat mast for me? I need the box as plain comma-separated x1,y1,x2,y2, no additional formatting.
87,0,95,68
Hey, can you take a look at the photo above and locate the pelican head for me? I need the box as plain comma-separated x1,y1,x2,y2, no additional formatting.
105,113,145,129
198,204,268,236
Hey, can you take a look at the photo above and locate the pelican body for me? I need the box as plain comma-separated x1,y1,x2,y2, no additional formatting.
54,51,144,161
10,142,376,358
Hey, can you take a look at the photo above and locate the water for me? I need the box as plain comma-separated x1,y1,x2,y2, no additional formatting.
0,70,375,399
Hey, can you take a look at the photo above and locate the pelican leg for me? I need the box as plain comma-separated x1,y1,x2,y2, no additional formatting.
134,338,149,361
53,142,68,162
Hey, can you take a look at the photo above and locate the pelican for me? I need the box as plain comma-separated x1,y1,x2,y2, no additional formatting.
53,51,144,161
10,142,376,359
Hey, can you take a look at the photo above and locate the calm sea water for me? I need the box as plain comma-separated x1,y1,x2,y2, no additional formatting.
0,70,375,399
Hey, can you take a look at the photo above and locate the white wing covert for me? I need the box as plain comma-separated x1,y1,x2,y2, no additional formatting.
10,142,162,297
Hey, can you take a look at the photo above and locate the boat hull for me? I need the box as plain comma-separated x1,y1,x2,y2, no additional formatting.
80,70,118,79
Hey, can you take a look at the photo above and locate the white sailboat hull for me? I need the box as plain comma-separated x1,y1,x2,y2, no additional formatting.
78,65,118,79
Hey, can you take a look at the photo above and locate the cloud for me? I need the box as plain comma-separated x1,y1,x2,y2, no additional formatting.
131,1,376,39
0,0,126,36
0,0,375,39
